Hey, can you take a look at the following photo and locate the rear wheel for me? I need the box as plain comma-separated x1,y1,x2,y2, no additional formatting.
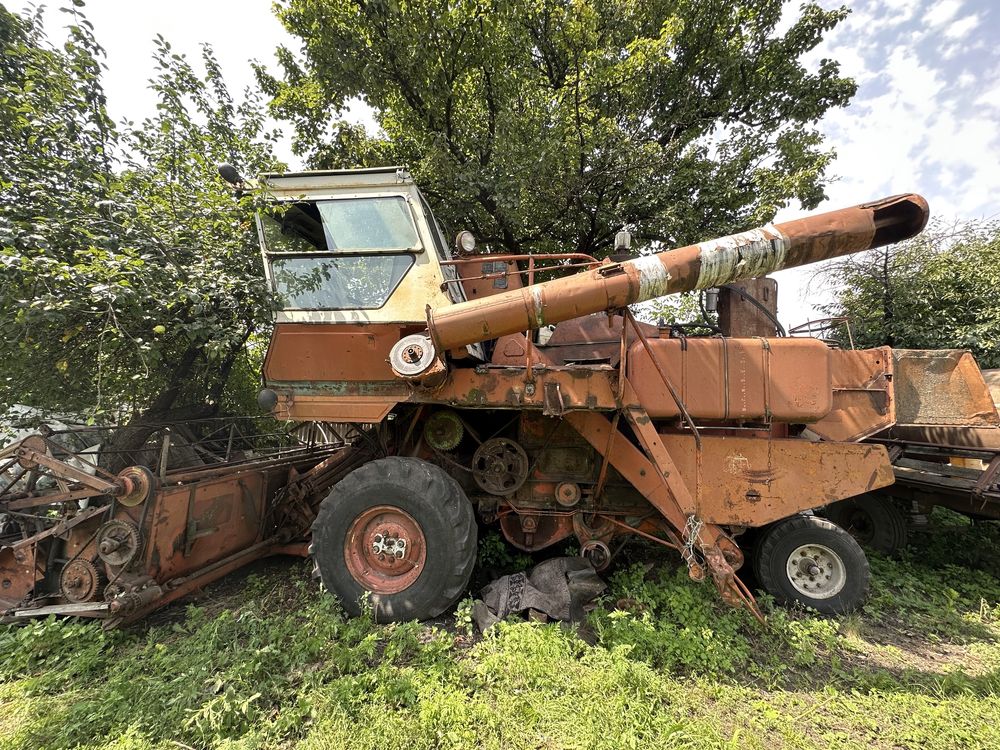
822,493,908,555
754,515,869,614
311,457,476,622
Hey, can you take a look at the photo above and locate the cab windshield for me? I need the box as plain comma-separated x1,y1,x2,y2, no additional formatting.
261,196,419,310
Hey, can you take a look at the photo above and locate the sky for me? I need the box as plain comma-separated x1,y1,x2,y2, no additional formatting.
13,0,1000,328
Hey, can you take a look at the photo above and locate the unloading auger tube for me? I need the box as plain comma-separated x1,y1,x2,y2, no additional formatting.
389,193,928,378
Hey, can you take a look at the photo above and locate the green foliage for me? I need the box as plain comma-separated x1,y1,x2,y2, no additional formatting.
821,220,1000,367
3,536,1000,749
260,0,856,256
454,596,475,638
0,6,280,419
639,291,716,331
592,565,753,675
475,530,532,573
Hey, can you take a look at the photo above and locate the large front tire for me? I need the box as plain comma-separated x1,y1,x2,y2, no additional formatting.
311,457,477,622
753,515,869,614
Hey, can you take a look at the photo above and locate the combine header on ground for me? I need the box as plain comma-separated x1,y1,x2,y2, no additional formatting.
0,421,367,624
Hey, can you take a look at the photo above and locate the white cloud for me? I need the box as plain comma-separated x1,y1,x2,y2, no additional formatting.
957,71,977,87
945,14,982,39
925,0,963,28
773,0,1000,326
944,13,981,39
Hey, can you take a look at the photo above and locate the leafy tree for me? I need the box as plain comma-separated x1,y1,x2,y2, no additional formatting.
0,6,281,437
259,0,855,255
820,220,1000,368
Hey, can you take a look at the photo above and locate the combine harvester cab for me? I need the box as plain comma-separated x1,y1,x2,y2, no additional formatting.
255,166,930,620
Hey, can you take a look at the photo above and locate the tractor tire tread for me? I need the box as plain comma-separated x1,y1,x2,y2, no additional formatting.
754,514,869,615
311,457,476,621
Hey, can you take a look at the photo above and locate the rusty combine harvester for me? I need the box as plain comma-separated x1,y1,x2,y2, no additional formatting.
253,167,930,620
0,166,932,624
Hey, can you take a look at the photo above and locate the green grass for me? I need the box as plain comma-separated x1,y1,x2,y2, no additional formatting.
2,509,1000,749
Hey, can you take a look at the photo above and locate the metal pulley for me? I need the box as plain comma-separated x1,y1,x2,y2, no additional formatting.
555,482,581,507
96,519,142,567
423,410,464,451
390,333,437,377
116,465,156,507
472,438,530,495
60,559,103,603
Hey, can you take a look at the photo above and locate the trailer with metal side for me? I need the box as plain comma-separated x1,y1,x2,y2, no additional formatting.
815,352,1000,553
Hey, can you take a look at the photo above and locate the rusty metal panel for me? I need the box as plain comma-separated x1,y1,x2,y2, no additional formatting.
658,433,895,526
274,367,622,420
148,473,265,582
626,337,832,421
491,314,662,367
452,258,524,301
274,393,400,423
981,369,1000,408
427,367,619,411
0,547,36,610
807,348,894,442
264,323,405,383
892,350,999,426
490,334,557,367
717,278,779,337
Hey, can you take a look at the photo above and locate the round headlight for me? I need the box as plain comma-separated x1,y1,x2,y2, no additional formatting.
455,230,476,253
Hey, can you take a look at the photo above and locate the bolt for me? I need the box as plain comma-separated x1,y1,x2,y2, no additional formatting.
100,538,122,554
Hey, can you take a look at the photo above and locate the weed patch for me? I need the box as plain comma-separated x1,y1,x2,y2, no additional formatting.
1,512,999,749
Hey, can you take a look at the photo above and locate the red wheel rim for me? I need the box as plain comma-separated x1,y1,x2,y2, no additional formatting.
343,505,426,594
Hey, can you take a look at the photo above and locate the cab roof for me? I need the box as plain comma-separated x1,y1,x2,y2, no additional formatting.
262,166,413,195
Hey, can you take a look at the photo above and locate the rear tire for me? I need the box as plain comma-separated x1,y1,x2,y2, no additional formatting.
754,515,869,614
311,457,477,622
822,493,908,555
